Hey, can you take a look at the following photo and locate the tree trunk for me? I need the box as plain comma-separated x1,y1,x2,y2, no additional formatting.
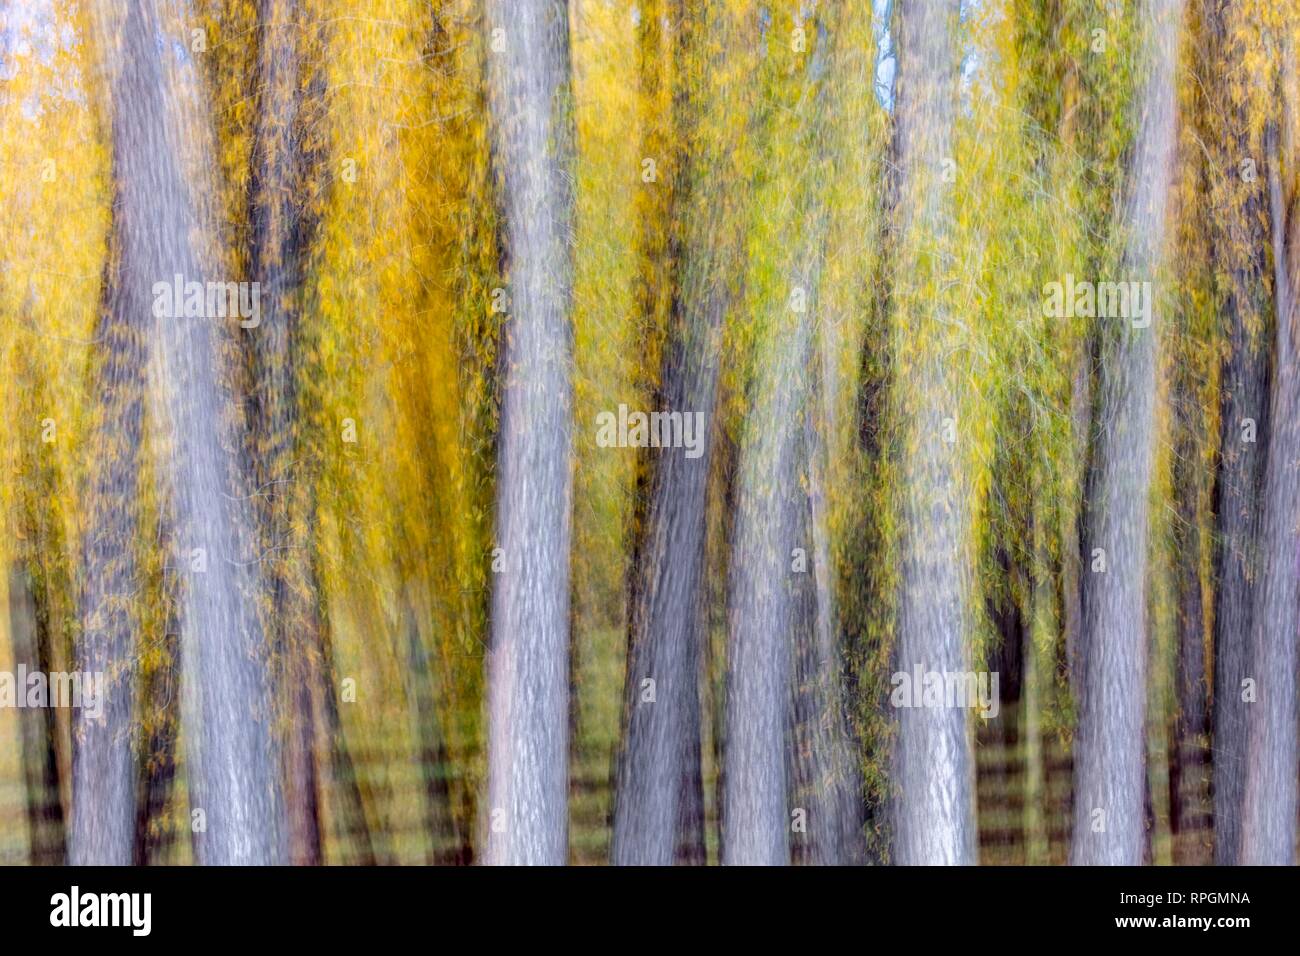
790,459,866,865
611,0,758,868
68,110,149,863
103,0,286,864
1202,0,1273,868
723,12,863,865
1210,253,1270,864
9,566,67,864
1070,0,1182,866
722,275,814,863
246,0,328,868
483,0,576,866
888,0,976,866
1239,124,1300,865
1169,374,1210,863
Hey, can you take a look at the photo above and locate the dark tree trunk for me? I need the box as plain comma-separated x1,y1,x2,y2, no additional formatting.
246,0,329,868
1169,376,1210,863
9,566,66,865
612,1,746,868
1202,0,1273,867
133,594,181,866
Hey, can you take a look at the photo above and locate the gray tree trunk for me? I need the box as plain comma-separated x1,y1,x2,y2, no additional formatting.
723,15,861,865
611,0,754,868
483,0,576,866
68,13,154,863
1239,127,1300,865
68,297,143,864
721,275,815,864
790,437,866,866
1070,0,1182,866
888,0,976,866
102,0,285,864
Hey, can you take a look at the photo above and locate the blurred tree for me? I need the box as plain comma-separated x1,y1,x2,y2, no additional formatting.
102,0,285,864
244,0,330,867
1071,0,1183,866
482,0,576,865
1199,0,1274,867
612,0,759,867
887,0,975,866
1240,98,1299,865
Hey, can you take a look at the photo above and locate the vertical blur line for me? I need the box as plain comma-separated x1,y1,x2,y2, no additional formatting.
1070,0,1183,867
887,0,976,867
68,3,148,854
92,0,286,864
483,0,576,866
9,565,67,864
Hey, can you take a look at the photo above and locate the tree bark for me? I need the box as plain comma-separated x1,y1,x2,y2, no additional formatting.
102,0,286,864
246,0,329,868
1070,0,1182,866
1239,123,1300,864
888,0,976,866
1169,373,1211,863
68,105,149,863
611,0,763,868
483,0,576,866
1202,0,1273,867
9,566,67,865
723,11,862,865
611,0,709,868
